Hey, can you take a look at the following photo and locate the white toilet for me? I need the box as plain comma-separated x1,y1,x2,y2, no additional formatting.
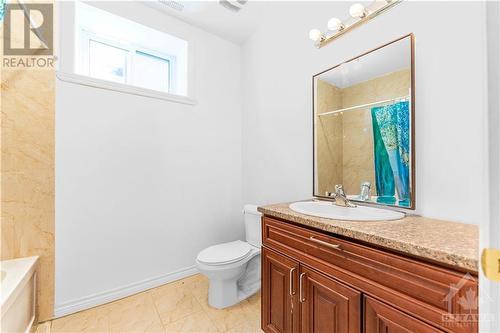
196,205,262,309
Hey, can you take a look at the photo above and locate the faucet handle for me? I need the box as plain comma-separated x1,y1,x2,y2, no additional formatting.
334,184,346,196
360,182,371,201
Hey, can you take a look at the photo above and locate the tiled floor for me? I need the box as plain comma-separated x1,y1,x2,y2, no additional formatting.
35,274,262,333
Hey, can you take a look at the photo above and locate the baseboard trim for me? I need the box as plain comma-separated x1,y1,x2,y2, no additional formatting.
54,266,198,318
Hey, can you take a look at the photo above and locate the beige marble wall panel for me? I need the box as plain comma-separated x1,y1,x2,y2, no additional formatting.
341,69,410,194
1,4,55,321
315,79,343,195
341,108,375,194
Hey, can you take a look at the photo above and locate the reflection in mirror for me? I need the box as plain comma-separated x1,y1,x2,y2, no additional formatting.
313,34,414,209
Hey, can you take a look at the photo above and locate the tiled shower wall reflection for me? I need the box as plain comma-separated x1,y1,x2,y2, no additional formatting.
315,69,410,196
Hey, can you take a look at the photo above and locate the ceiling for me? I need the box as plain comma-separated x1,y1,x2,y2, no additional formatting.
141,0,272,44
140,1,376,45
318,36,411,88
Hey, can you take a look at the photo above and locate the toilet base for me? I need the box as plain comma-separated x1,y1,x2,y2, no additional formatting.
208,279,260,309
199,252,261,309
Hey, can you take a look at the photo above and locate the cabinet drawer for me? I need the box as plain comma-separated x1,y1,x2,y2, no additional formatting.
263,217,477,332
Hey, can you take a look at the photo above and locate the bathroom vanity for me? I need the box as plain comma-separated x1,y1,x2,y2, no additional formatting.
259,203,478,333
261,33,479,333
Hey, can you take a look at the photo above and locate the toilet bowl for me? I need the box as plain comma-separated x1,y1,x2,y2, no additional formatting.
196,205,262,309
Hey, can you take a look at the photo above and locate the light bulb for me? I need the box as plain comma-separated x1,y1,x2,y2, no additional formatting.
349,3,367,18
327,17,345,31
309,29,323,42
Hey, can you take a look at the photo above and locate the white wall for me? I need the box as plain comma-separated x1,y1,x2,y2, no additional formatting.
482,1,500,331
55,1,243,315
241,1,489,225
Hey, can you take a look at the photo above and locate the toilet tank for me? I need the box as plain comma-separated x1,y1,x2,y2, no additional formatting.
243,204,262,247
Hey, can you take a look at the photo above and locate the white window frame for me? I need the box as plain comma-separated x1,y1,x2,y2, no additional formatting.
56,1,197,105
79,29,177,94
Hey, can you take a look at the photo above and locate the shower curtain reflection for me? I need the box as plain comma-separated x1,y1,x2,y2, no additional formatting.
371,101,410,207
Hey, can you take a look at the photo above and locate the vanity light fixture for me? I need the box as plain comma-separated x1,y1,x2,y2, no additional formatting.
309,0,402,48
308,29,325,43
327,18,345,32
349,3,367,19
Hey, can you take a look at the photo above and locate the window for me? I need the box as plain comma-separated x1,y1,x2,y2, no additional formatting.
88,40,128,84
134,51,171,92
75,2,188,97
80,31,176,92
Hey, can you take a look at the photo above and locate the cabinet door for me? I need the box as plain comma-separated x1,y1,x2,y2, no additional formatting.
299,266,361,333
262,247,299,333
364,296,444,333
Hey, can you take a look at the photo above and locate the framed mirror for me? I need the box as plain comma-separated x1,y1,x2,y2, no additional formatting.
313,34,415,209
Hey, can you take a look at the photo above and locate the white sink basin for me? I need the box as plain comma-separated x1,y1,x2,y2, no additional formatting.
289,201,405,221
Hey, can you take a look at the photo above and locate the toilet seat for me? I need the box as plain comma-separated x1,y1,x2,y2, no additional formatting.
197,240,252,266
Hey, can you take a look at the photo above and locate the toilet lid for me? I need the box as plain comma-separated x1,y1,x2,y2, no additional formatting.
197,240,252,266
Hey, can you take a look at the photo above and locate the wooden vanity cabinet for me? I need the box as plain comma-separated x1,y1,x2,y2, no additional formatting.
261,216,478,333
262,247,359,333
299,265,361,333
262,247,299,333
364,296,444,333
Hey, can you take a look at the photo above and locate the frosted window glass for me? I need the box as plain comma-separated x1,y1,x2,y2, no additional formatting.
89,40,128,83
133,51,170,92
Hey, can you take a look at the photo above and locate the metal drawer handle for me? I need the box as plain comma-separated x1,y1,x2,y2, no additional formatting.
299,273,306,302
309,236,341,250
289,267,296,295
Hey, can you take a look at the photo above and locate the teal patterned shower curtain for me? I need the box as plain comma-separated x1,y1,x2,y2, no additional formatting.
371,101,410,206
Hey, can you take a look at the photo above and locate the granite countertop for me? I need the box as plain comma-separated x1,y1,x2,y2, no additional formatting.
258,202,479,272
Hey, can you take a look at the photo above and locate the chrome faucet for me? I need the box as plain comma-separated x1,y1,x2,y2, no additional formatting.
326,184,357,208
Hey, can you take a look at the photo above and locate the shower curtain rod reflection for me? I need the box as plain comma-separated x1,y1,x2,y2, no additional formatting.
318,95,409,116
